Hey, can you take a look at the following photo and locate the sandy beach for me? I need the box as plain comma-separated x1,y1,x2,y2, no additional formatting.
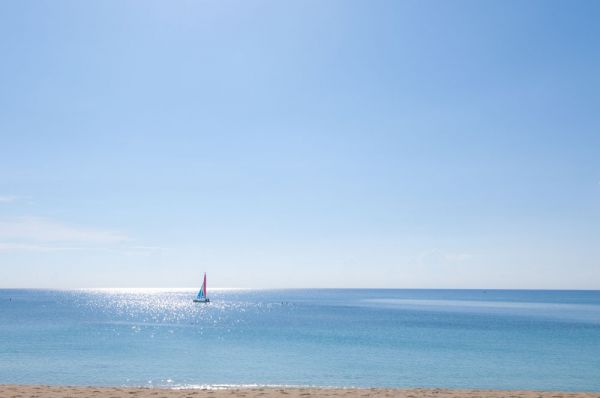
1,386,599,398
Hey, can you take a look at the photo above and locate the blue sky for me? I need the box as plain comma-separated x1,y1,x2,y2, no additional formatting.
1,0,599,288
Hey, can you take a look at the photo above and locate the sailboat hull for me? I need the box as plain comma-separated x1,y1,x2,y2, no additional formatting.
193,298,210,303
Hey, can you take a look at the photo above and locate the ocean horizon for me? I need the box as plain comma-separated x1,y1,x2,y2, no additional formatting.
1,288,600,391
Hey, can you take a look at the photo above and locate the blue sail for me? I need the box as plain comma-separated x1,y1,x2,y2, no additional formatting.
197,273,206,298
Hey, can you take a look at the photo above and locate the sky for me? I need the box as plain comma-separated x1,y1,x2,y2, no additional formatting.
0,0,599,289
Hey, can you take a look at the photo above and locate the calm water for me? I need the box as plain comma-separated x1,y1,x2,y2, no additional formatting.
1,289,599,391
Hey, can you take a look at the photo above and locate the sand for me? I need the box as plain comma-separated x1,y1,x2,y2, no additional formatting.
1,386,599,398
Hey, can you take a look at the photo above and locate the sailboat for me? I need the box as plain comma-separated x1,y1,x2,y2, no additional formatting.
193,272,210,303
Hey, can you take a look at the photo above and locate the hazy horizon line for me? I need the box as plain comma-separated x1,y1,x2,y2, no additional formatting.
1,286,599,291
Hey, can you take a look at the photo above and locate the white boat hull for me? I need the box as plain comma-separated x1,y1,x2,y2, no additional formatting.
193,298,210,303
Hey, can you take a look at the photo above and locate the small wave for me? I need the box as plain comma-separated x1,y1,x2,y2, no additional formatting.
170,384,325,390
364,298,600,310
361,298,600,323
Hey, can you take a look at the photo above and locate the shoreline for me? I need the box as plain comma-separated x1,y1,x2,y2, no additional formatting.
1,385,599,398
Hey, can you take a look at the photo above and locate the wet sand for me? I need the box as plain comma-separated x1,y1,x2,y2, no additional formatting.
1,386,599,398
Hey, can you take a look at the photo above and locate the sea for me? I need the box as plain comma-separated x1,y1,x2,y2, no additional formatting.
1,289,599,391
